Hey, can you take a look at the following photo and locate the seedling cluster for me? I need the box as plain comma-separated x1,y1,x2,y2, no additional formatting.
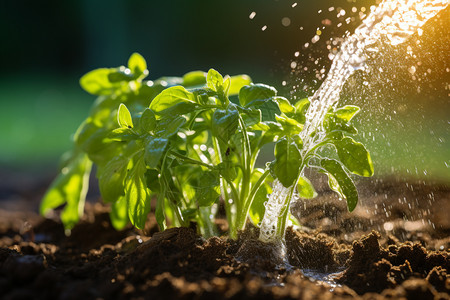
41,53,373,240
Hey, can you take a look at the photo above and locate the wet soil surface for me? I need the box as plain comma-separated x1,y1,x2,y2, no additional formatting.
0,175,449,299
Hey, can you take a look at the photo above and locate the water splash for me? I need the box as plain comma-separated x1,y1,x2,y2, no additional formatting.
259,180,293,242
259,0,449,243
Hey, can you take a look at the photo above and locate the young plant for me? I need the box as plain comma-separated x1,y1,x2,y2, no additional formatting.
259,104,374,243
41,53,373,240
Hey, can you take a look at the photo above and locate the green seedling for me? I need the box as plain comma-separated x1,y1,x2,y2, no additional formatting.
41,53,373,240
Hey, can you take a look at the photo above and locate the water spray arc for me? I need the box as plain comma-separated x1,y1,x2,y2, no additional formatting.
259,0,449,243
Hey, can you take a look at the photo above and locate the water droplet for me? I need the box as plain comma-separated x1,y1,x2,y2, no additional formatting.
281,17,291,27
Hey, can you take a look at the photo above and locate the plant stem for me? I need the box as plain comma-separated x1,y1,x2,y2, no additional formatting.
168,150,214,170
275,184,296,239
212,136,236,236
235,169,270,233
237,116,251,209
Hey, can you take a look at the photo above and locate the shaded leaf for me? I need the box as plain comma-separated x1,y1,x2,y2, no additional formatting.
216,160,237,181
320,158,358,211
155,116,186,138
271,138,301,187
144,137,169,169
239,107,261,127
145,169,161,192
139,108,156,133
212,107,239,143
239,83,277,107
108,68,135,82
195,171,220,207
125,155,151,229
97,156,129,203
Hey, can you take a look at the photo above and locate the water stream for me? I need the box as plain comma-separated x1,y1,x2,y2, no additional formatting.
259,0,449,243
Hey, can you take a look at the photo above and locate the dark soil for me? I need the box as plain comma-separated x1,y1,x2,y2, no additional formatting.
0,175,449,299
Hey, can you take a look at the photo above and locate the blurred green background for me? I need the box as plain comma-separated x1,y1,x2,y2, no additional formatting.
0,0,448,182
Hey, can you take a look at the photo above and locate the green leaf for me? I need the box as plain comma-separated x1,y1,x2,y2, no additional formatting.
155,116,186,138
249,169,272,226
292,135,303,150
108,67,135,83
206,68,224,92
183,71,207,87
125,155,151,229
128,52,148,77
108,127,138,142
211,106,239,143
334,105,360,122
323,105,360,135
275,97,294,114
257,121,283,146
288,213,301,227
259,99,281,122
291,98,310,124
109,196,129,230
271,138,302,187
216,160,237,182
145,169,161,192
139,108,156,133
40,152,92,231
275,115,303,136
323,114,358,135
149,86,198,116
97,156,129,203
118,103,134,128
297,176,317,199
181,208,197,220
320,158,358,212
294,98,310,115
229,74,252,96
239,107,261,127
195,171,220,207
222,76,231,96
80,68,117,95
334,137,374,177
239,83,277,107
144,137,169,169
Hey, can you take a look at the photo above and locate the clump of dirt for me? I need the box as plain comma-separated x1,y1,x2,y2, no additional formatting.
286,228,351,271
336,230,450,296
0,179,449,299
